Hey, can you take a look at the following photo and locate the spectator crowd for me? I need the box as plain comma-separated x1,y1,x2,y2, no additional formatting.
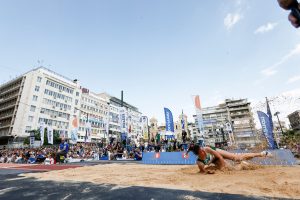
0,138,190,165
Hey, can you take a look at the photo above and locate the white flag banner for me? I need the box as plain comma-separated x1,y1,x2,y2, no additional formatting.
85,122,92,143
119,107,128,136
39,122,45,146
47,127,54,145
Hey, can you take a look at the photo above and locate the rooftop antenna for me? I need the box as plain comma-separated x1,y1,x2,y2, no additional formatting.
37,59,44,67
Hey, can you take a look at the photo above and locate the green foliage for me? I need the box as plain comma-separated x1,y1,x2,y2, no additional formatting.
281,129,300,147
23,137,30,145
32,128,62,146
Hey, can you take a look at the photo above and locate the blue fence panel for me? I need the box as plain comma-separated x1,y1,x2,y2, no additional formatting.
142,150,297,166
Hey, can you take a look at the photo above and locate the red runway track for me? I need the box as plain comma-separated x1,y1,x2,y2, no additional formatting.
0,163,82,172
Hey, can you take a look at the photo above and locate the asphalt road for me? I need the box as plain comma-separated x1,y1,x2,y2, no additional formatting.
0,168,292,200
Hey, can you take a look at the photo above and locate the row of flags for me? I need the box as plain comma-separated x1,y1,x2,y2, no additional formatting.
163,96,277,149
37,94,277,149
163,95,205,143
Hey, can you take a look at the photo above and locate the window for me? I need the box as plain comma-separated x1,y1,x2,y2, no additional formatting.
25,126,31,131
35,86,40,92
28,116,34,122
76,92,79,96
37,77,42,83
32,95,38,101
30,105,36,112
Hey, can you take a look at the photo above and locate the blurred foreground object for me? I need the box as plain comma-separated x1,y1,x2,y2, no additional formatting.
278,0,300,28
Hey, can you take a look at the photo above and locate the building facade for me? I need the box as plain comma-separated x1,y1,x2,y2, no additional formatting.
225,99,257,148
174,114,189,142
98,93,143,140
0,67,81,145
194,99,257,148
288,110,300,130
77,89,109,143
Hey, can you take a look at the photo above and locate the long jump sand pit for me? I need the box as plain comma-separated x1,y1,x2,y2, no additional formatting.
23,163,300,199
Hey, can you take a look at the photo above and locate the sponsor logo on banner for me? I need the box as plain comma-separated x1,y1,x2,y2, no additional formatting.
257,111,276,149
182,153,189,159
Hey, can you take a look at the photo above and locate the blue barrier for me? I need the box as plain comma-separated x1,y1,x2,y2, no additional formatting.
142,152,197,165
142,150,297,166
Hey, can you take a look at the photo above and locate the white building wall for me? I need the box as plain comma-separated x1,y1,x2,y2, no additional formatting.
12,67,81,138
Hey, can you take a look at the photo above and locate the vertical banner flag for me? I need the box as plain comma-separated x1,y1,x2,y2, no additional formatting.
164,108,175,133
142,116,149,141
30,132,35,147
70,110,79,144
266,98,274,131
47,127,53,145
85,122,92,143
193,95,205,137
106,117,110,138
181,110,185,129
39,122,45,146
119,107,128,137
257,111,276,149
128,114,132,137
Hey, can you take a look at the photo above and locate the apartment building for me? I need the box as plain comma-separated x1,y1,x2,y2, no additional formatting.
0,67,81,145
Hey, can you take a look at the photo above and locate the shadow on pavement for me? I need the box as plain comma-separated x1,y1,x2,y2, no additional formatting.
0,174,290,200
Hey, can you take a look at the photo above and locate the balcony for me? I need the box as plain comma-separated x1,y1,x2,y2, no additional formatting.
0,104,16,112
0,113,13,121
0,93,19,104
0,85,21,96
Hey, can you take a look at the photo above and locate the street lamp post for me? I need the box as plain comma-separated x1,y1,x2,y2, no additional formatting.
274,112,284,135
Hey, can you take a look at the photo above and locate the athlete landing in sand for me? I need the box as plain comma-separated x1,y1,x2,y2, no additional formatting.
188,145,272,174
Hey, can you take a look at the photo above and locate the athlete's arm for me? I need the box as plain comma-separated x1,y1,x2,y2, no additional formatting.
196,161,206,173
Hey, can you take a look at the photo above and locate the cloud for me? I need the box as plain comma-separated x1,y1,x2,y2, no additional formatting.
287,75,300,84
224,13,242,30
259,43,300,78
260,67,278,77
254,22,278,34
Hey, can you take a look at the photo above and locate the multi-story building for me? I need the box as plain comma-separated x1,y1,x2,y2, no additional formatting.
0,67,81,145
77,88,109,143
225,99,257,148
98,93,143,140
187,122,199,142
194,99,257,148
196,104,229,147
288,110,300,130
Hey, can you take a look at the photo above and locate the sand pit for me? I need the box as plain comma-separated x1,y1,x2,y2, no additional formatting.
23,164,300,199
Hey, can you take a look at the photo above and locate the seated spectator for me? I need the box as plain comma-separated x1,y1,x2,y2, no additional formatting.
134,148,142,161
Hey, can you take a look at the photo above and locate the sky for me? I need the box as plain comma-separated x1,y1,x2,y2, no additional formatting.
0,0,300,124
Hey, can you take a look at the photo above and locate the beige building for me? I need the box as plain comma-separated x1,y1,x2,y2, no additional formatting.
77,89,109,143
174,114,189,141
149,117,158,141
